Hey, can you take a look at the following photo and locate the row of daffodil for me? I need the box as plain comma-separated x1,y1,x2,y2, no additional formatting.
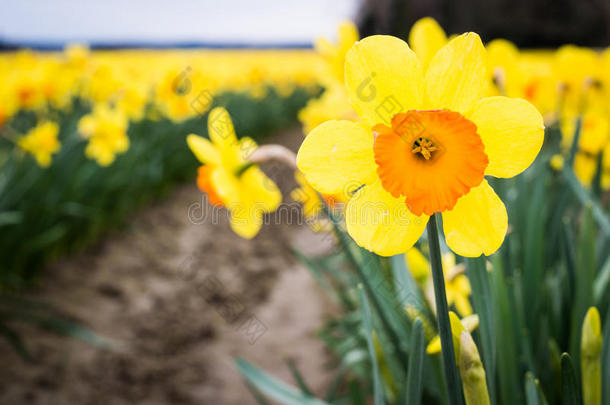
190,18,610,244
187,18,608,405
1,46,322,167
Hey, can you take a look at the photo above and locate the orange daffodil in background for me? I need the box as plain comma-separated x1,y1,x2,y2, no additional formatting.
297,33,545,257
187,107,281,239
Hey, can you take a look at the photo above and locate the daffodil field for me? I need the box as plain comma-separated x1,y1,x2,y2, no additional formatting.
2,14,610,405
0,47,321,286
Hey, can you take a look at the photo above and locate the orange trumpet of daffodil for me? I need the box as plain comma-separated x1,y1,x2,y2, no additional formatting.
187,107,281,239
297,33,544,257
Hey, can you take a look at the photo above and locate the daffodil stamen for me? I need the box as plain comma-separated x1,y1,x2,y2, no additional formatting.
412,137,438,160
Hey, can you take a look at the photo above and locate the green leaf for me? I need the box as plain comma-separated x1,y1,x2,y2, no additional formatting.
235,358,331,405
286,358,314,397
525,373,540,405
390,254,435,330
594,254,610,306
563,168,610,237
570,205,596,370
323,201,411,367
602,309,610,405
490,255,522,405
360,286,384,405
245,381,273,405
466,257,496,405
560,353,581,405
0,323,32,361
405,318,425,405
0,211,23,227
2,311,110,348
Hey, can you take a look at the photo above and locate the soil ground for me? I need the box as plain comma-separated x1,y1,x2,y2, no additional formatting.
0,128,337,404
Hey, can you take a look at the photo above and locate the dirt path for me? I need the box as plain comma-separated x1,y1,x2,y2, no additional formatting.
0,128,336,404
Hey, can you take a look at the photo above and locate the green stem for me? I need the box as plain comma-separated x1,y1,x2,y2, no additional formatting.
567,115,582,168
427,213,462,405
563,167,610,237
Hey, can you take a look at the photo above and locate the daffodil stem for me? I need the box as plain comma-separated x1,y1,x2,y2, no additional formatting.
427,213,462,405
567,115,582,168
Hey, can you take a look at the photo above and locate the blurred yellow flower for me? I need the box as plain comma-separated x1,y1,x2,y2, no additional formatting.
315,21,359,84
298,81,356,135
17,121,61,168
297,33,544,257
291,171,348,232
187,107,281,238
406,249,473,316
78,103,129,166
427,312,479,354
405,247,430,282
550,154,565,171
486,39,521,97
408,17,448,70
299,22,358,134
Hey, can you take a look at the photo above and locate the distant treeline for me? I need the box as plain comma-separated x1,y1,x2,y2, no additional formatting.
358,0,610,48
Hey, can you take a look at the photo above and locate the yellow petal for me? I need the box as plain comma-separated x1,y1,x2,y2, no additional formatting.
207,107,237,149
405,248,430,281
346,180,428,256
296,120,377,195
239,167,282,213
426,336,441,354
229,205,263,239
211,166,240,206
345,35,423,127
574,153,597,186
424,33,487,113
186,134,221,165
408,17,447,70
338,21,359,51
442,180,507,257
467,96,544,178
216,167,281,240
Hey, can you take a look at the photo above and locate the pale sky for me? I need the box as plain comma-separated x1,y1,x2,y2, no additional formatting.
0,0,359,47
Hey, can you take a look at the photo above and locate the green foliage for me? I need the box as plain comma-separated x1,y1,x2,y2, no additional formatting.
238,123,610,404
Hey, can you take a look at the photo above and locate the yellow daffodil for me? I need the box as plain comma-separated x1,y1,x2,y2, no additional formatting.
406,248,473,316
187,107,281,238
554,45,603,115
300,23,359,134
517,52,557,120
405,247,430,282
427,312,479,354
64,44,90,70
297,33,544,257
550,154,565,171
17,121,61,167
442,254,473,316
291,171,348,232
561,111,609,187
486,39,523,97
78,103,129,166
315,21,359,84
562,111,609,155
298,81,356,135
408,17,448,71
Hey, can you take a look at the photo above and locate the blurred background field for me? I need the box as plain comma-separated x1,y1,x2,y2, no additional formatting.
1,0,609,404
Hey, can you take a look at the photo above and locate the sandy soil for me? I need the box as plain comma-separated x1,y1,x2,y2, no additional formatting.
0,128,337,404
